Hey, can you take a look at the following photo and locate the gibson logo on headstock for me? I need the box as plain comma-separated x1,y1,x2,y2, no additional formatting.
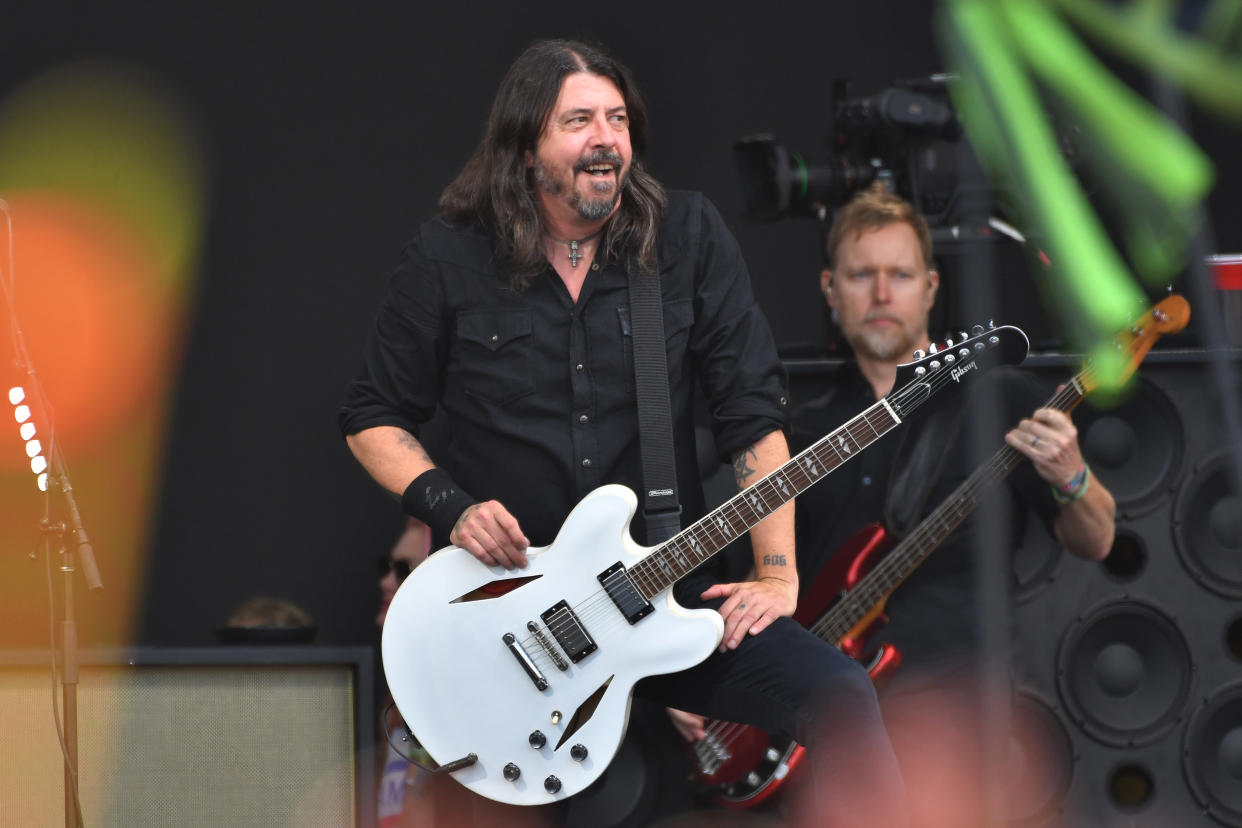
950,362,978,383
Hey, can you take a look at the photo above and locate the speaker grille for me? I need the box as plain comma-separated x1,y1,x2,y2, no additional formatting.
0,652,364,827
1056,599,1193,747
1174,447,1242,599
1183,681,1242,826
1077,378,1185,518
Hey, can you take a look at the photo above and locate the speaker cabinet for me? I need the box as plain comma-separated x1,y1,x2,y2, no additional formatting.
1011,353,1242,826
0,647,375,827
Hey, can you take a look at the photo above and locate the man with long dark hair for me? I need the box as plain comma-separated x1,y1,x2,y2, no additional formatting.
340,38,906,825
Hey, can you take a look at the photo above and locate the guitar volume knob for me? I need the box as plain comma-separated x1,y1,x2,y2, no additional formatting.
503,763,521,781
570,744,588,761
544,775,562,794
528,730,547,749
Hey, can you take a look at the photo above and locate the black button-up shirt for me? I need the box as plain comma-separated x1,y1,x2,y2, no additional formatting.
340,191,789,547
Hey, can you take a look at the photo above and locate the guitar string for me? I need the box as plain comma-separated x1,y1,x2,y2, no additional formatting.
699,373,1088,760
524,343,1012,663
517,334,1020,669
631,341,1001,596
520,405,899,658
690,317,1168,770
517,400,897,665
806,378,1083,645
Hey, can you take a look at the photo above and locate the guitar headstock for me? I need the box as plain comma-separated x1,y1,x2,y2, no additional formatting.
1080,294,1190,395
888,323,1030,418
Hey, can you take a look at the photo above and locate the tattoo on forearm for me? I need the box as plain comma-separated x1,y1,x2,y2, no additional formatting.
732,447,758,487
762,555,787,567
396,430,432,463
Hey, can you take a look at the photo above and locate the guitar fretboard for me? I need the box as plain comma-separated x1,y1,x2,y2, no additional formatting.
626,399,903,599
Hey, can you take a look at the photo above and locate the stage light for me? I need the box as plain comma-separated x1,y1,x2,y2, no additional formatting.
9,385,50,491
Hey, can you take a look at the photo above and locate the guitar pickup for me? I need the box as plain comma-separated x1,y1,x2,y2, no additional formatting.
598,562,654,625
541,600,597,663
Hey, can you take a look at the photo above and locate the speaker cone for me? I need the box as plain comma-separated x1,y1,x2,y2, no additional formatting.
1004,692,1074,825
1183,681,1242,826
1077,378,1184,518
1173,447,1242,599
1057,599,1192,747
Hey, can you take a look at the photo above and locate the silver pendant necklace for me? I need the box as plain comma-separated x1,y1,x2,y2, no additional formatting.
546,228,603,268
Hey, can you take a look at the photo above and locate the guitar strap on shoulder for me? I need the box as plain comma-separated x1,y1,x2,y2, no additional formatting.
628,268,682,544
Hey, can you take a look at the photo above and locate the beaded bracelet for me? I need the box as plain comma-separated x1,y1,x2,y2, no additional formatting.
1052,463,1090,505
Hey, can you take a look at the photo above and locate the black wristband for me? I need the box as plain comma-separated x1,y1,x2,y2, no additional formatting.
401,468,478,545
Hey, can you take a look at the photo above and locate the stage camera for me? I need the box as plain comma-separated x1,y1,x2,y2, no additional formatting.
734,76,992,228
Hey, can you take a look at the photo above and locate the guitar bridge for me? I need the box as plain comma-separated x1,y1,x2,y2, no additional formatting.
502,632,549,691
528,621,569,671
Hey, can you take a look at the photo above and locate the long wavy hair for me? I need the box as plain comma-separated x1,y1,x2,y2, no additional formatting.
438,39,666,288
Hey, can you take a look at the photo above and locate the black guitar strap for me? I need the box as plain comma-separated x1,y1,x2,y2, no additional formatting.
628,267,682,544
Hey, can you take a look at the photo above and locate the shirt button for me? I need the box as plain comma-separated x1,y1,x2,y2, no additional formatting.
779,396,788,406
575,363,585,373
591,263,599,271
490,334,499,343
581,458,592,468
578,414,589,424
861,476,872,486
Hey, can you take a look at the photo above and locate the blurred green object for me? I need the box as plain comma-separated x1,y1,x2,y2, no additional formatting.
936,0,1227,391
1052,0,1242,122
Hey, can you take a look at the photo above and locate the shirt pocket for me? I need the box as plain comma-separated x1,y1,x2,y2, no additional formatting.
454,308,536,405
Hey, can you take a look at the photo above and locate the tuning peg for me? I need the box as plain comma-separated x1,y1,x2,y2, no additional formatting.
945,336,955,347
928,342,939,354
958,331,969,342
913,349,926,360
971,324,984,336
987,319,996,329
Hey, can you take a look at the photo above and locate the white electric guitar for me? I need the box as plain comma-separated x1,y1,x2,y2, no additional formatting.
383,324,1028,805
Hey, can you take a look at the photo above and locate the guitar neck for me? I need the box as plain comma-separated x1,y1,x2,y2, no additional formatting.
631,397,905,598
811,372,1089,645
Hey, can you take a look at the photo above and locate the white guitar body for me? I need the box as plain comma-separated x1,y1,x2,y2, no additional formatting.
382,484,723,805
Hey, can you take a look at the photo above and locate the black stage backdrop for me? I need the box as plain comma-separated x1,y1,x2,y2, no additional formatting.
0,4,1238,651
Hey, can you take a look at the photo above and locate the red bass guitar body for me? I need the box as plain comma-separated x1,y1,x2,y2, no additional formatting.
693,524,901,808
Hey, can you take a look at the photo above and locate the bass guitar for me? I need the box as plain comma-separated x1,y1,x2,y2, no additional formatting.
383,323,1029,805
691,296,1190,808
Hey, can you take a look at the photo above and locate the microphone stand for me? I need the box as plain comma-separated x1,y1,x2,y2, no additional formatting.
41,446,103,828
3,198,102,828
